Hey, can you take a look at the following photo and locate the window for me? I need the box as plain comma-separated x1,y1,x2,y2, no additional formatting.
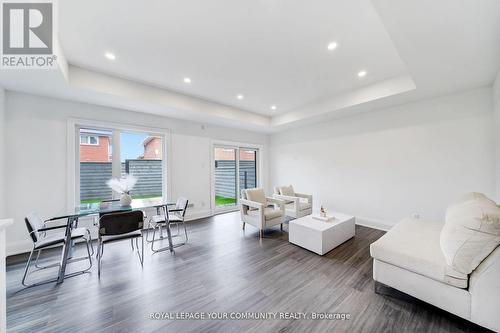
77,126,165,205
120,132,163,201
79,128,113,203
213,145,259,210
80,134,99,145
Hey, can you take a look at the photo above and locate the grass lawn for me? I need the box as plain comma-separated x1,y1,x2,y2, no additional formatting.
82,195,237,207
215,195,236,206
80,194,162,205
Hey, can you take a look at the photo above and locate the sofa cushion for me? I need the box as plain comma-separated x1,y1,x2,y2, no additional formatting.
446,193,500,235
370,218,468,288
279,185,295,197
453,192,497,207
440,193,500,274
245,188,267,206
247,207,283,220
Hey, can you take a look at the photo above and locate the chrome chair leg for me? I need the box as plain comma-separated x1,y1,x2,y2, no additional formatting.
21,251,59,287
183,221,188,244
34,249,43,269
97,240,103,278
23,240,93,287
138,234,144,266
82,238,93,272
34,249,62,270
146,220,162,243
146,222,154,242
171,221,188,247
150,223,173,253
86,230,94,256
21,248,36,287
150,225,156,252
34,235,94,270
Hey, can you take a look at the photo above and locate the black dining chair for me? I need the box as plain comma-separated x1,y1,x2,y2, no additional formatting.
147,197,189,252
96,199,144,251
22,213,93,287
96,210,144,277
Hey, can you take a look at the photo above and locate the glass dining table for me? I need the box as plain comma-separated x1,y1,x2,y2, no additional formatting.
48,198,175,283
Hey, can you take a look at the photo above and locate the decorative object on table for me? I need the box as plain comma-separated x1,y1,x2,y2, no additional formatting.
313,215,335,222
320,205,326,217
106,174,137,206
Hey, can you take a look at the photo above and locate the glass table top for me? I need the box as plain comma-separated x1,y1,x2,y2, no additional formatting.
50,197,175,221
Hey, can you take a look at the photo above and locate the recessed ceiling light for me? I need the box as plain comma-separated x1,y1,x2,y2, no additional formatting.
270,105,277,110
237,94,244,100
358,70,367,77
327,42,338,51
183,77,192,84
104,52,116,60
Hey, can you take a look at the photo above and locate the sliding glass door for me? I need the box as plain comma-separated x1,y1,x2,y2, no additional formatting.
214,147,237,208
239,148,257,194
213,145,258,212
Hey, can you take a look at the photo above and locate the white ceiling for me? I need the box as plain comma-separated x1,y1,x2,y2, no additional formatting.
59,0,408,116
1,0,499,132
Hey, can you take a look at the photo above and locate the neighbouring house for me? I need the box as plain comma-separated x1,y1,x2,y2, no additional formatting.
214,148,255,161
139,136,162,160
79,129,112,162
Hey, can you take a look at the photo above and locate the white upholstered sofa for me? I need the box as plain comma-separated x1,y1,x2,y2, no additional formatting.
371,194,500,332
273,185,312,219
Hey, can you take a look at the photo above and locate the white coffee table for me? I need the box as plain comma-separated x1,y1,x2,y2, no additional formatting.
289,212,355,255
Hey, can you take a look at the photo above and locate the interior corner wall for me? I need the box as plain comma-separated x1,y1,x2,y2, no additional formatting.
0,88,5,219
494,71,500,202
4,92,269,255
270,87,495,229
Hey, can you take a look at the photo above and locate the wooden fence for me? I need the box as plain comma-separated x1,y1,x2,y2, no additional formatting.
80,160,163,200
80,159,256,201
214,160,257,199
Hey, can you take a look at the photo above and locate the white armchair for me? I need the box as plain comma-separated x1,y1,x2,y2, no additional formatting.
240,188,285,238
273,185,312,219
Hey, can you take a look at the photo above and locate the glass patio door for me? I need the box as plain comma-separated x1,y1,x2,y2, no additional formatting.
213,146,259,212
238,148,257,195
214,147,238,209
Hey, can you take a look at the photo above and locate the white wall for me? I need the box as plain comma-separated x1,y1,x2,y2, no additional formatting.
0,88,5,219
494,71,500,202
270,87,495,229
4,92,269,255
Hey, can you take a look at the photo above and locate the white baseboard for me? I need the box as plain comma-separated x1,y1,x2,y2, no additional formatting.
355,216,393,231
185,210,212,222
6,239,32,257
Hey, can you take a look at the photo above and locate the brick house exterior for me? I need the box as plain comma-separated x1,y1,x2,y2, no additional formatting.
79,130,111,162
140,136,162,160
214,148,256,161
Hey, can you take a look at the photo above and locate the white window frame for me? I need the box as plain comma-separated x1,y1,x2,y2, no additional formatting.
210,140,262,215
67,118,172,210
79,134,99,146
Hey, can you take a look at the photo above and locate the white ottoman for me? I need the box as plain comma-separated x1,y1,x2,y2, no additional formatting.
289,213,355,255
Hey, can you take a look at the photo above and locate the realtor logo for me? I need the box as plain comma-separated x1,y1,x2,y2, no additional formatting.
1,1,56,68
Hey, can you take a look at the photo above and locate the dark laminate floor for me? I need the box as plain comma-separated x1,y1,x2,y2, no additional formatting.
6,212,490,333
